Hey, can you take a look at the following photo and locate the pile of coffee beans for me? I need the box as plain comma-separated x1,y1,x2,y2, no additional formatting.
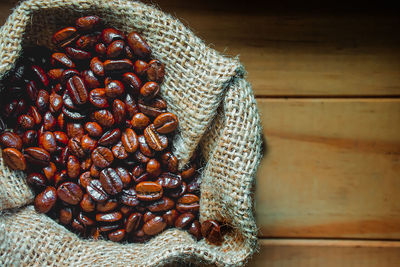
0,16,224,244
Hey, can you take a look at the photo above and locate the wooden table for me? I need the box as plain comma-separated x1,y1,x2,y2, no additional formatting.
1,1,400,266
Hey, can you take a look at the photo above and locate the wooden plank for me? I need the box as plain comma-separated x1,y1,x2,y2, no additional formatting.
248,239,400,267
256,98,400,239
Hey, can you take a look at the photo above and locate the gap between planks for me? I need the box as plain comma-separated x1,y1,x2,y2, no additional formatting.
258,238,400,248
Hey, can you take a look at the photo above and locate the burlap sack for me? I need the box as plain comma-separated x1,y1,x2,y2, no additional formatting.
0,0,262,266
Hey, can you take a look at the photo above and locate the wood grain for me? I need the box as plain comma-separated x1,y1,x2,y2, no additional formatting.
256,98,400,238
248,239,400,267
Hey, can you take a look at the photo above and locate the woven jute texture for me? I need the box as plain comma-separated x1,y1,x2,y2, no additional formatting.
0,0,262,266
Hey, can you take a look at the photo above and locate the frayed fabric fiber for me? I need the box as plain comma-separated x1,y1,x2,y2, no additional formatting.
0,0,263,266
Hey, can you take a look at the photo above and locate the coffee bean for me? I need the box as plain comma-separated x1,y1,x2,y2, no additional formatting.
17,114,35,130
144,124,168,151
71,218,85,233
121,128,138,153
63,91,78,110
90,164,101,178
90,57,104,76
34,186,57,213
36,89,49,113
76,34,100,50
28,106,42,125
107,40,125,58
49,92,63,113
143,211,156,223
67,155,80,178
80,158,92,171
136,181,163,201
51,53,75,68
0,131,23,150
67,123,84,139
43,162,57,182
105,80,125,98
120,187,140,207
122,72,141,95
81,70,100,89
43,111,56,131
103,59,133,73
156,172,182,189
95,43,107,56
134,150,150,164
124,93,139,117
57,182,83,205
27,172,47,190
80,193,96,212
78,212,95,226
91,146,114,168
147,196,175,212
76,15,101,31
31,65,49,87
96,198,118,212
79,171,92,188
54,170,68,187
108,229,126,242
87,179,109,202
98,129,121,146
93,109,114,128
127,31,151,58
112,141,128,160
161,152,178,173
52,27,77,45
201,220,222,244
39,131,57,153
131,113,150,130
101,28,125,44
138,98,166,118
98,224,120,233
176,194,200,213
26,80,39,101
100,168,123,195
24,147,50,167
168,182,187,199
96,211,122,222
138,135,154,157
140,82,159,99
143,216,166,236
163,209,179,226
67,76,88,105
112,99,126,125
146,158,161,177
61,69,80,85
89,88,109,108
147,59,165,83
66,47,91,61
115,167,131,188
134,60,148,76
80,134,97,154
125,212,142,233
188,220,202,240
62,106,87,121
181,163,196,180
175,213,195,229
85,122,103,138
154,113,178,134
22,130,38,147
59,207,73,225
68,137,85,158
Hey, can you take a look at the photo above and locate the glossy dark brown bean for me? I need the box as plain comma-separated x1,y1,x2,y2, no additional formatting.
163,209,179,226
131,113,150,130
189,220,202,240
31,65,49,87
67,123,84,139
96,198,118,212
51,53,75,68
68,137,85,158
78,212,95,226
143,216,166,236
85,122,103,138
147,197,175,212
36,89,49,113
120,128,138,153
112,99,126,125
98,129,121,146
28,106,42,125
76,15,101,31
26,80,39,101
176,194,200,213
175,213,195,229
100,168,123,195
181,164,196,180
67,155,80,178
122,72,141,95
138,135,154,157
76,34,99,50
43,111,56,131
98,224,120,233
63,91,78,110
146,158,161,177
147,59,165,83
79,171,92,188
24,147,50,167
201,220,222,244
154,113,178,134
143,211,156,223
103,59,133,73
136,181,163,201
89,88,109,108
169,182,187,199
49,92,63,113
57,182,83,205
54,170,68,186
0,131,23,150
71,218,85,233
138,98,166,118
95,43,107,56
107,40,125,58
39,131,57,153
59,207,73,225
52,27,77,45
127,31,151,58
125,212,142,233
42,162,56,182
156,172,182,189
124,45,135,59
61,69,80,85
93,109,114,128
81,70,100,89
80,193,96,212
87,179,109,202
22,130,38,147
17,114,35,129
134,60,148,76
96,211,122,222
90,164,101,178
26,172,47,190
124,94,139,118
105,80,125,98
112,141,128,160
144,124,168,151
80,134,97,154
67,76,88,105
34,186,57,213
62,106,87,121
120,188,140,207
115,167,131,188
66,47,91,60
91,146,114,168
134,150,150,164
108,229,126,242
90,57,104,76
101,28,125,44
140,82,159,99
161,152,178,173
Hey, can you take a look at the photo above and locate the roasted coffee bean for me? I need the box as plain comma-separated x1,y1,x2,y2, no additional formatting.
176,194,200,213
22,130,38,147
76,34,100,50
102,28,125,44
96,211,122,222
143,211,156,223
140,82,159,99
62,106,87,121
146,158,161,177
93,109,114,128
136,181,163,201
39,131,57,153
68,137,85,158
127,31,151,58
28,106,42,125
121,128,138,153
156,172,181,189
31,65,49,87
71,218,85,233
125,212,142,233
17,114,35,130
169,182,187,199
181,163,196,180
43,162,57,183
161,152,178,173
98,129,121,146
24,147,50,167
131,113,150,130
96,198,118,212
81,134,98,153
26,80,39,102
147,59,165,83
90,57,104,76
105,80,125,98
122,72,141,95
98,224,120,233
163,209,179,226
124,93,139,117
80,193,96,212
90,164,101,178
34,186,57,213
67,155,80,178
59,207,73,225
147,196,174,212
67,76,88,105
134,150,150,164
138,98,166,118
154,113,178,134
57,182,83,205
175,213,195,229
100,168,123,195
91,146,114,168
87,179,109,202
107,40,125,58
85,122,103,138
108,229,126,242
78,212,95,227
67,123,84,139
36,89,50,113
66,47,91,61
49,92,63,113
95,43,107,56
112,141,128,160
52,27,77,45
26,173,47,190
43,111,56,131
144,124,168,151
188,220,202,240
120,187,140,207
81,70,100,89
112,99,126,125
76,15,101,31
63,91,78,110
89,88,109,108
61,69,80,85
138,135,154,157
51,53,75,68
0,131,23,150
201,220,222,244
103,59,133,73
115,167,131,188
143,216,166,236
79,171,92,188
134,60,148,76
124,45,135,59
